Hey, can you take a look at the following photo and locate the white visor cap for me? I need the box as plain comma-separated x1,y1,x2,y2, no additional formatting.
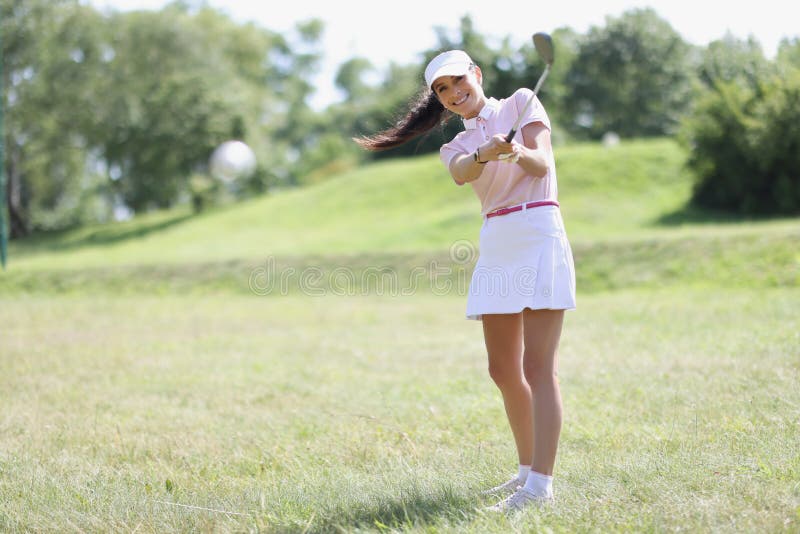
425,50,474,89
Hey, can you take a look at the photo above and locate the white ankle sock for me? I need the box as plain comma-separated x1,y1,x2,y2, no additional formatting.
517,464,531,482
522,470,553,498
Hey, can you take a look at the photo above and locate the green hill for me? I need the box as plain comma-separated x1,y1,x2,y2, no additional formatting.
3,138,798,293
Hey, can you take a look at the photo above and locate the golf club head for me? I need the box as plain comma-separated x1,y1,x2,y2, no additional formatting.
533,32,554,65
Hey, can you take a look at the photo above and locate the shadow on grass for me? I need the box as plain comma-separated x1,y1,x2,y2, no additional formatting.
274,486,481,533
12,212,195,255
654,203,784,226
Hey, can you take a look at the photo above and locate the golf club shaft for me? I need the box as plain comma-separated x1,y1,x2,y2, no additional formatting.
504,64,551,143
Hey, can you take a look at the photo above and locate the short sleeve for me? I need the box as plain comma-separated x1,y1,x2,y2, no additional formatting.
513,88,551,131
440,143,463,170
440,138,471,186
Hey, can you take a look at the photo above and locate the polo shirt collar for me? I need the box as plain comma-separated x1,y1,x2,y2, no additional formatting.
462,98,499,130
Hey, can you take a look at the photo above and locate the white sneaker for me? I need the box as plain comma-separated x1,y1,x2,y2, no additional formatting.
481,475,525,496
486,487,553,513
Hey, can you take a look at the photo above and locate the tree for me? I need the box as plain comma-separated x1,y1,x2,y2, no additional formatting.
266,18,327,185
335,57,374,103
698,33,771,90
93,5,272,211
777,37,800,71
563,8,694,139
1,0,109,235
1,0,327,232
683,70,800,215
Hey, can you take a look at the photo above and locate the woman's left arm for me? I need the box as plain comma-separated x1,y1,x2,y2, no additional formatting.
514,122,552,178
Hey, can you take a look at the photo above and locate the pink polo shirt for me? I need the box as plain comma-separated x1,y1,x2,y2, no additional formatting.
440,89,558,216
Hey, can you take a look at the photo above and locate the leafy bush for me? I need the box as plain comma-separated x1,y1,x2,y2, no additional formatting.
683,69,800,215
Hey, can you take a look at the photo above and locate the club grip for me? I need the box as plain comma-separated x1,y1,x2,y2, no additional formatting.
504,129,517,143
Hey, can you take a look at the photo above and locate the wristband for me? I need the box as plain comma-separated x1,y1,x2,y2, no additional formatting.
473,148,487,164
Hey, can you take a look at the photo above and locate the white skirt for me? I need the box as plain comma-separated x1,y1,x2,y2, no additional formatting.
466,205,576,320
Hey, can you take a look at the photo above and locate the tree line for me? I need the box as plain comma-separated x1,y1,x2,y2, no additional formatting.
2,1,799,237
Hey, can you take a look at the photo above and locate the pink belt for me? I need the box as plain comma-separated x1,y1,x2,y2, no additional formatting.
485,200,559,219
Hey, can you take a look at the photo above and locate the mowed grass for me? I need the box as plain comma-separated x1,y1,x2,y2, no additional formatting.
3,137,798,296
1,289,799,532
8,137,798,272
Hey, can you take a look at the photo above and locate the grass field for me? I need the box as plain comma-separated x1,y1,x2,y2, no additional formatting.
2,138,798,296
1,137,799,532
1,290,798,532
6,138,797,270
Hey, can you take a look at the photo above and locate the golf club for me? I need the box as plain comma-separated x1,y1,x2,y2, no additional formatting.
504,32,555,143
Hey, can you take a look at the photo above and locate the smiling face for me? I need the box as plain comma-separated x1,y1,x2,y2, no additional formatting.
431,67,486,119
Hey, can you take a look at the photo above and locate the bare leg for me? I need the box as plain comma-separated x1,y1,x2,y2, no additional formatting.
521,308,564,476
482,312,533,466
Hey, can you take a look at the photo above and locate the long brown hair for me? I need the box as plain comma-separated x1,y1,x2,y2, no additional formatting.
354,89,450,151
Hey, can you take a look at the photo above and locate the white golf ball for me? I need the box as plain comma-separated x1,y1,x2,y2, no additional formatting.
209,140,257,182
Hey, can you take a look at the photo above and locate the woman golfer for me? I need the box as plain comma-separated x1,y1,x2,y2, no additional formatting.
357,50,576,512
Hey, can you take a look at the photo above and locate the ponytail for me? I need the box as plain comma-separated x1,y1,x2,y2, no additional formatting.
354,89,449,151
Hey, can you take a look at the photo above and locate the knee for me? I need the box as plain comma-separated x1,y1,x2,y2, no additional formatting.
487,357,522,389
523,353,558,387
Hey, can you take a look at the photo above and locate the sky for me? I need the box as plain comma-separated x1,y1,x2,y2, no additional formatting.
88,0,797,109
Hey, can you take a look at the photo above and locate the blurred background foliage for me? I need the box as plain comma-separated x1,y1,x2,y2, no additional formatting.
2,0,800,237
